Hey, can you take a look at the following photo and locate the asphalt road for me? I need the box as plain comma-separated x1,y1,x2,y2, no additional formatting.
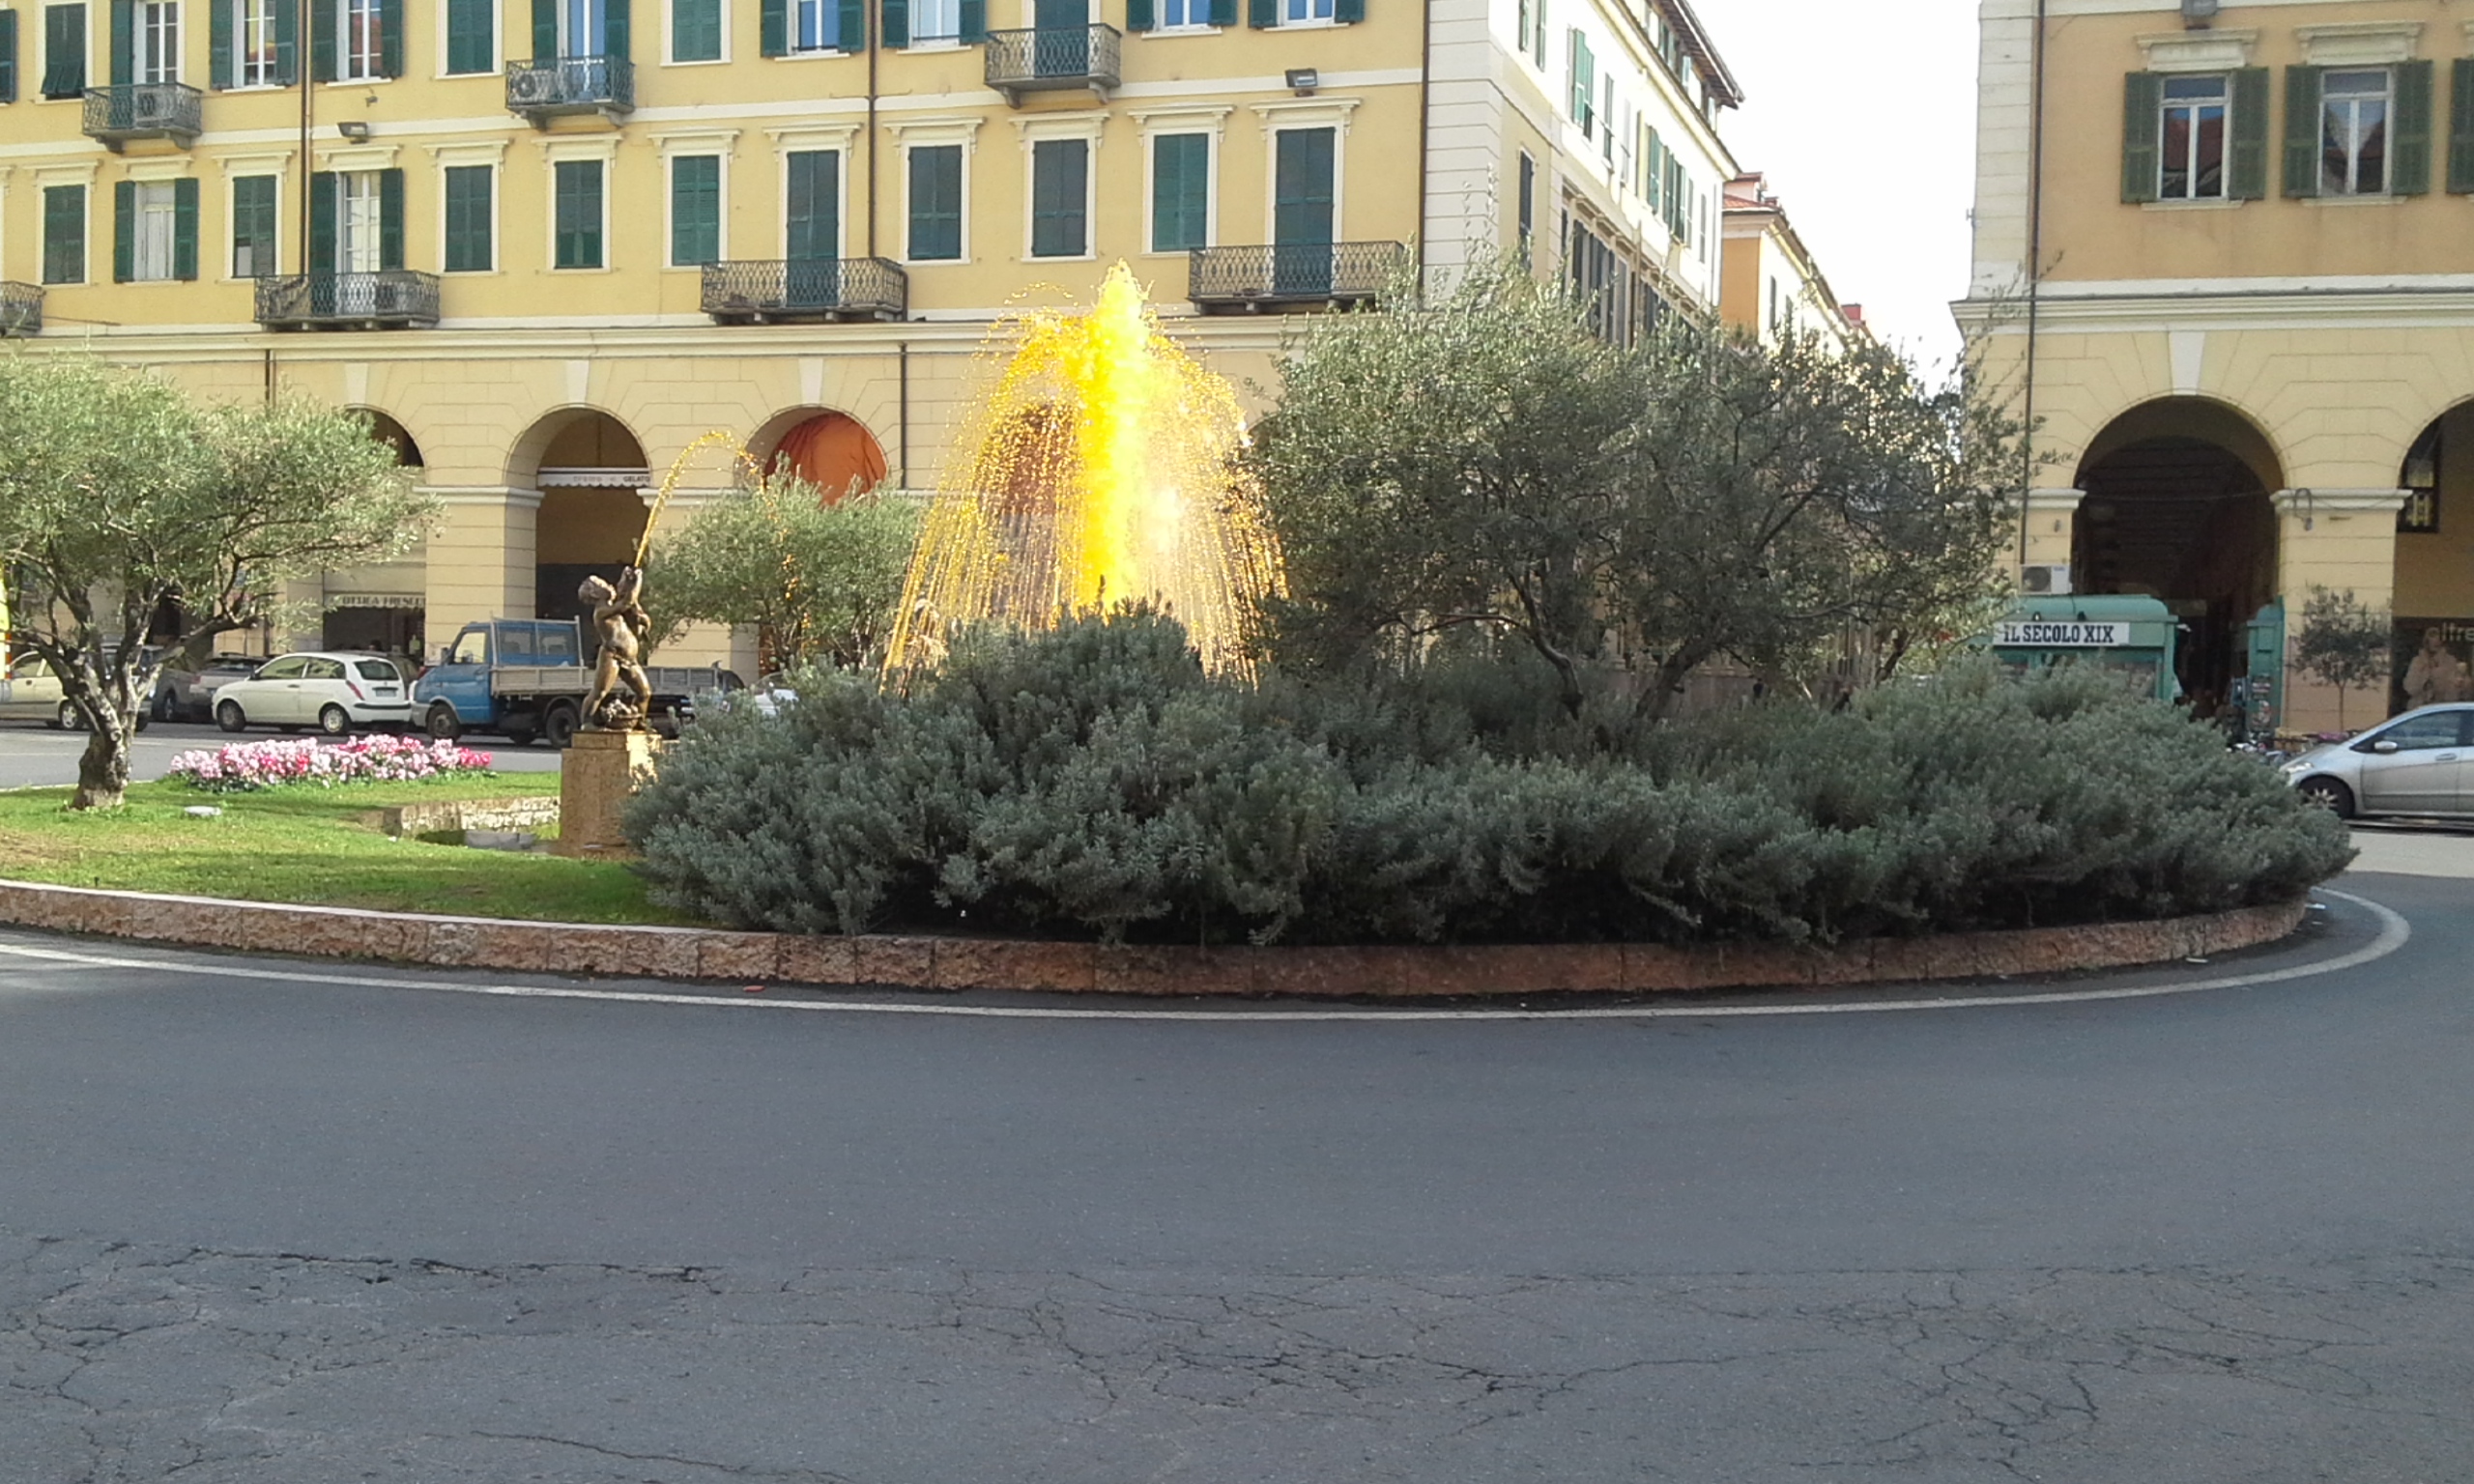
0,721,562,788
0,865,2468,1482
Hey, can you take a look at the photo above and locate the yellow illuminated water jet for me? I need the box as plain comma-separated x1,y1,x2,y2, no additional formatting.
888,262,1284,676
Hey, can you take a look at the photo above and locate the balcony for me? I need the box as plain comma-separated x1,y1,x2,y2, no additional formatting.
702,259,908,325
983,24,1121,103
254,271,443,331
504,56,634,125
81,82,204,150
1187,243,1408,312
0,282,43,337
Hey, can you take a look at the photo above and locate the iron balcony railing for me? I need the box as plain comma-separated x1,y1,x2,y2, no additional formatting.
0,282,43,337
1188,243,1408,310
983,24,1121,101
702,259,908,324
504,55,635,120
81,82,204,147
254,271,443,330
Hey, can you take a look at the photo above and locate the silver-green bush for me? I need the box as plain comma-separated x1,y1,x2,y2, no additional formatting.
627,612,2353,944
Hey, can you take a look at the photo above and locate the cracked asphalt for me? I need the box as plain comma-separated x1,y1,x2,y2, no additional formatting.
1,870,2468,1482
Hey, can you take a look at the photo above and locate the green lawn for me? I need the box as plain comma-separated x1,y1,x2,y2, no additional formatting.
0,774,695,924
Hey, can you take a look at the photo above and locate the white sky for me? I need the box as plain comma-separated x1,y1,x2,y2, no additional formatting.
1700,0,1980,374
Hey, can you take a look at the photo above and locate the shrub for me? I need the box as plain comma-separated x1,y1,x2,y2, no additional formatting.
628,611,2354,945
168,735,495,792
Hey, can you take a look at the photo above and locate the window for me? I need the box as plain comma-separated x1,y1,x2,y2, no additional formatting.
2401,423,2442,534
445,0,490,70
447,630,488,665
2321,68,2389,195
906,143,961,260
1516,151,1533,243
913,0,958,39
126,182,174,278
563,0,603,52
672,0,720,59
786,149,837,259
670,154,721,266
332,170,380,271
2159,73,2228,199
234,0,285,83
1568,30,1593,138
1030,138,1086,258
1156,0,1204,25
1149,131,1207,252
1281,0,1329,19
1600,78,1615,163
2366,710,2467,752
256,656,309,680
42,184,83,283
554,158,604,268
339,0,380,78
231,174,277,275
444,164,492,271
138,0,176,82
40,3,83,98
790,0,835,51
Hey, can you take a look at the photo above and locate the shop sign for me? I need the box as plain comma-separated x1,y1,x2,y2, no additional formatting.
1995,621,2129,647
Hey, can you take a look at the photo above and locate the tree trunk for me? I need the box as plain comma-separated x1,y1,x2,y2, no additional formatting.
71,714,134,811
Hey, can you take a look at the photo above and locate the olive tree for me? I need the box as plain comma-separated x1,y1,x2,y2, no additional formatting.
2290,585,2393,730
647,475,921,673
0,356,433,810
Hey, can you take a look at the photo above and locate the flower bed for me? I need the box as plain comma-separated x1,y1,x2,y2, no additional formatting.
168,735,496,793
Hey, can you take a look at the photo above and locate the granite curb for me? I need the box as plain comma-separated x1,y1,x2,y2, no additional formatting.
0,879,2312,999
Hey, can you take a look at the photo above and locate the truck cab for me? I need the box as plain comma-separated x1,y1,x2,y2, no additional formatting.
413,619,586,743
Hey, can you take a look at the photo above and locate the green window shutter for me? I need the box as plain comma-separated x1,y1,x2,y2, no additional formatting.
1247,0,1272,28
881,0,906,46
673,0,720,60
42,185,83,282
835,0,859,51
1150,132,1206,250
272,0,295,81
446,0,492,71
379,0,403,75
172,176,197,279
111,178,132,281
556,159,603,268
786,149,838,259
207,0,229,88
958,0,982,41
2119,71,2162,203
605,0,628,56
2391,58,2434,195
906,144,961,260
759,0,783,53
1273,126,1335,244
1333,0,1360,22
2451,58,2474,194
377,167,404,270
232,175,276,275
443,164,492,270
309,170,337,271
2228,67,2268,200
532,0,555,58
40,5,82,98
1124,0,1149,31
0,12,16,102
670,155,719,265
106,0,127,83
1205,0,1231,24
2284,65,2323,197
310,0,334,78
1030,138,1085,258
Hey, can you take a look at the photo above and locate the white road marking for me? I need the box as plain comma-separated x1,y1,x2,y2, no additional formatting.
0,891,2409,1023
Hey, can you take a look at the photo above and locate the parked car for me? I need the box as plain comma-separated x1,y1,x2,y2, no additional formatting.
153,655,261,723
412,618,727,746
2281,702,2474,818
213,653,415,735
0,653,153,730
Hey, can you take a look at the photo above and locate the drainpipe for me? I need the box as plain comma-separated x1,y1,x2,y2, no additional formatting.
1414,0,1431,287
866,3,879,259
297,0,313,278
2015,0,2048,572
898,341,909,488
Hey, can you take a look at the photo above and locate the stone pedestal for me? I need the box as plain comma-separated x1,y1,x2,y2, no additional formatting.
557,728,662,859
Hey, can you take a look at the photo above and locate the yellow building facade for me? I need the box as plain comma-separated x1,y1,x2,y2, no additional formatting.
0,0,1750,671
1962,0,2474,733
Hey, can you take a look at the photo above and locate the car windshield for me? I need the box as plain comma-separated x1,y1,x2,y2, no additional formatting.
354,660,401,682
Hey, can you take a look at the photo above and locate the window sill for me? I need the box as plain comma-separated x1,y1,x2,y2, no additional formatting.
902,37,966,51
1025,253,1097,263
1145,25,1223,36
902,256,969,267
2304,192,2405,207
1270,15,1341,28
665,56,732,67
550,265,615,273
2141,197,2245,212
434,68,501,79
778,48,858,60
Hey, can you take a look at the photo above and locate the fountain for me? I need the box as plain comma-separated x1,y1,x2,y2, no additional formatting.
887,262,1284,676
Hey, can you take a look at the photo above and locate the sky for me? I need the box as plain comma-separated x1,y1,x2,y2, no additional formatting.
1699,0,1980,373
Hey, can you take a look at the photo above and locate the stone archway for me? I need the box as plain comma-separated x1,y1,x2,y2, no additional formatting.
2391,400,2474,713
2072,398,2285,709
512,409,653,623
753,409,889,503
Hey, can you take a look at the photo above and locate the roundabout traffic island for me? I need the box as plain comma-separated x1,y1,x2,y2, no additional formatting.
0,876,2311,999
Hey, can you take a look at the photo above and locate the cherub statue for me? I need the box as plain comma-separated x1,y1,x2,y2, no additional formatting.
579,566,652,730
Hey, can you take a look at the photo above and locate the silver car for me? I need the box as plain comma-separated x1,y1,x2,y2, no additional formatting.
2282,703,2474,818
